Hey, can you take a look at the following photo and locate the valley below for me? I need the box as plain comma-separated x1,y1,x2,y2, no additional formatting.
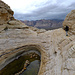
21,19,63,30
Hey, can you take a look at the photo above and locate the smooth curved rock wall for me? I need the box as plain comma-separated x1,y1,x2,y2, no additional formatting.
63,10,75,35
0,44,48,75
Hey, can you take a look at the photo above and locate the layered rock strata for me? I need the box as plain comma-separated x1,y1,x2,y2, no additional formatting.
0,0,75,75
0,0,14,25
63,10,75,35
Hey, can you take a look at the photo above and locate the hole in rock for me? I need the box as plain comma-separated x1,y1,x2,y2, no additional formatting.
54,51,57,56
0,50,41,75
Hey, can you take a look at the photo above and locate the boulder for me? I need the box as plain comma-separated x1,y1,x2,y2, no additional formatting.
63,10,75,35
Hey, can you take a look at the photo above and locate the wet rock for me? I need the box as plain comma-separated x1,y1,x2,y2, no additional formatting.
15,60,30,75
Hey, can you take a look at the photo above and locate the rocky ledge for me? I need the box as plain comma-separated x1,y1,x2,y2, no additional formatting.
0,0,75,75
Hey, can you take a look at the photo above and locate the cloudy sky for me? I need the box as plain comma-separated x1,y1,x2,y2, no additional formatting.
2,0,75,20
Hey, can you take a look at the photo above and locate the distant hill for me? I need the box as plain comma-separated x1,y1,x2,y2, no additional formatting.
21,19,64,30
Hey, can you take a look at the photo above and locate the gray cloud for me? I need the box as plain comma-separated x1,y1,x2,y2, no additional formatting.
69,2,75,8
14,1,75,21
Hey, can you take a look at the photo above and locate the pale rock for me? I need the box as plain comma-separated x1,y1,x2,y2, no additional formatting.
7,20,29,29
8,20,25,25
0,25,7,32
63,10,75,35
0,0,14,25
29,26,46,33
0,1,75,75
62,69,69,75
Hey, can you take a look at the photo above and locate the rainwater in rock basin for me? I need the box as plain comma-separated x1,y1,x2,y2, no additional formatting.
0,51,41,75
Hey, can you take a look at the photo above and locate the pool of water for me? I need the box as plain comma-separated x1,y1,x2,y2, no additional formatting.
0,51,41,75
21,60,40,75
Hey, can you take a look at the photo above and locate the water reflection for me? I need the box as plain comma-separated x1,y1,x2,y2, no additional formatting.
0,52,41,75
21,60,40,75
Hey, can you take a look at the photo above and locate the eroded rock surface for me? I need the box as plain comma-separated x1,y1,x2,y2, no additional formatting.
0,0,14,25
63,10,75,35
0,0,75,75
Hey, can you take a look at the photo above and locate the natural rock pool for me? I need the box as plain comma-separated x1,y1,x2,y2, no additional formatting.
0,51,41,75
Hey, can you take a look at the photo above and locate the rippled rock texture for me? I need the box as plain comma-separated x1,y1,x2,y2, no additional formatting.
0,0,75,75
63,10,75,35
0,0,14,25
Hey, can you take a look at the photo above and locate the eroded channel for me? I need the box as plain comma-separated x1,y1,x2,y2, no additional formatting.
0,50,41,75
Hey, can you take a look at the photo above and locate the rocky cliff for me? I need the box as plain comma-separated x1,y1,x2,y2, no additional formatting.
0,0,14,25
0,0,75,75
21,19,63,30
63,10,75,35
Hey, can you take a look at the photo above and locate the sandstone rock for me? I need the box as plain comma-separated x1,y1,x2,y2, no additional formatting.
0,1,75,75
0,1,14,25
29,26,46,33
63,10,75,35
8,20,25,25
7,20,29,29
36,29,46,34
0,25,7,32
